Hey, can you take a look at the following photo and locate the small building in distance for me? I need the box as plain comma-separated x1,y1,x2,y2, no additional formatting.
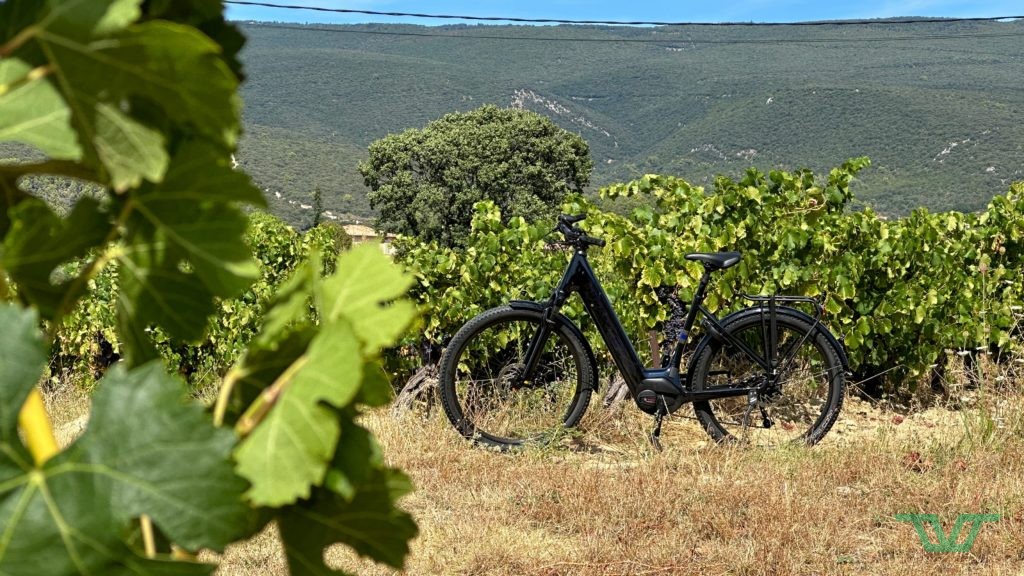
343,223,397,254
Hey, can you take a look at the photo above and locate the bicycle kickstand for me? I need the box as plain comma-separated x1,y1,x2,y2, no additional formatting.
649,404,667,452
741,390,758,430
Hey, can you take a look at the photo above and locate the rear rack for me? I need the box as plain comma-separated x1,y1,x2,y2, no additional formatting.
739,293,825,320
740,293,820,305
738,294,828,376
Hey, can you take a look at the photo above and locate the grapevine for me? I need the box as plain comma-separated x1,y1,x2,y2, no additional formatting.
395,162,1024,395
0,2,416,575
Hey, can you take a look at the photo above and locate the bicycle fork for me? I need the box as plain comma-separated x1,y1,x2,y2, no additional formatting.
519,292,566,386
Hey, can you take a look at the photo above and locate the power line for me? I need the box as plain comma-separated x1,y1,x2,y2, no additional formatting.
241,22,1024,45
224,1,1024,27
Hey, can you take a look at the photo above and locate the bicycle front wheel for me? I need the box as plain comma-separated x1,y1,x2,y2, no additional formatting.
690,311,845,446
439,306,595,449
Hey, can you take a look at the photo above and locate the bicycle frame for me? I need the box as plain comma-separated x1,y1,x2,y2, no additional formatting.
520,245,823,403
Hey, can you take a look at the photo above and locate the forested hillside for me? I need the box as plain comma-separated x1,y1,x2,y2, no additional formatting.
236,18,1024,224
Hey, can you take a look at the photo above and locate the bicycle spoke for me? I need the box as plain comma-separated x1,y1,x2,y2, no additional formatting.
693,313,844,446
443,311,591,445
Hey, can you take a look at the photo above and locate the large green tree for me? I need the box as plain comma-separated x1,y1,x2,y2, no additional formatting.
360,105,592,246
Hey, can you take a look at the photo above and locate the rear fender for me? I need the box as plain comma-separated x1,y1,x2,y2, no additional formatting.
685,305,850,385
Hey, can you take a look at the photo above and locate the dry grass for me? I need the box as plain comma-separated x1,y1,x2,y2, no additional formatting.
45,382,90,448
211,392,1024,576
45,362,1024,575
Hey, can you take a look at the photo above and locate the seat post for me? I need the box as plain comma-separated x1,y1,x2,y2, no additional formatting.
683,267,713,333
668,266,713,370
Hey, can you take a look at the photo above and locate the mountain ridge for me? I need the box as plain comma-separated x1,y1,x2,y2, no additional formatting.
147,20,1024,224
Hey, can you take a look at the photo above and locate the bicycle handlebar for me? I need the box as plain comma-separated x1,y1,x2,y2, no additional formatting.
556,214,605,249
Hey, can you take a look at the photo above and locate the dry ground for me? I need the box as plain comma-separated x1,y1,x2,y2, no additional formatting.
46,381,1024,575
213,394,1024,576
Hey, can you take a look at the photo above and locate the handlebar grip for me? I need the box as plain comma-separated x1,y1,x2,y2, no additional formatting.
559,214,585,225
582,235,605,248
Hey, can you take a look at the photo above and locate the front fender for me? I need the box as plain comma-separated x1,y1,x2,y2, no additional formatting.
508,300,600,392
508,299,546,313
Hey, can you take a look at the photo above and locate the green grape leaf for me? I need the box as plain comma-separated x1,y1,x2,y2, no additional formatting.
117,246,217,356
0,3,421,575
0,362,249,575
7,8,240,189
128,141,260,297
278,469,417,575
324,417,383,501
0,304,46,482
0,58,80,160
141,0,247,81
357,362,394,408
78,22,240,148
0,173,29,239
1,197,109,319
254,257,316,349
221,329,315,429
91,100,169,189
43,0,142,40
234,320,363,507
0,0,43,44
145,140,263,206
321,244,416,352
117,142,260,359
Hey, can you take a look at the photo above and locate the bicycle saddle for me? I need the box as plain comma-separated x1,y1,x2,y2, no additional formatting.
685,251,741,270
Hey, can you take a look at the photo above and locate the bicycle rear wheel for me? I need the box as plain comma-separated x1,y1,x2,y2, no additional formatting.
690,311,845,446
439,306,595,449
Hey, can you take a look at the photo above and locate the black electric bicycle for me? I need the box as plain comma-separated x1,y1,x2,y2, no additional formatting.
439,214,848,449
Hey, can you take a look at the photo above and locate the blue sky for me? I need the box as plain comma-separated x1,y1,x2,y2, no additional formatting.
226,1,1024,25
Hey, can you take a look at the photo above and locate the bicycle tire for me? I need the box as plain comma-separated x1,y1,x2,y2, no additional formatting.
439,305,596,449
690,310,845,445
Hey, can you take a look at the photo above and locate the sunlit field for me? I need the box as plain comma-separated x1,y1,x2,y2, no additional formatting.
49,361,1024,576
